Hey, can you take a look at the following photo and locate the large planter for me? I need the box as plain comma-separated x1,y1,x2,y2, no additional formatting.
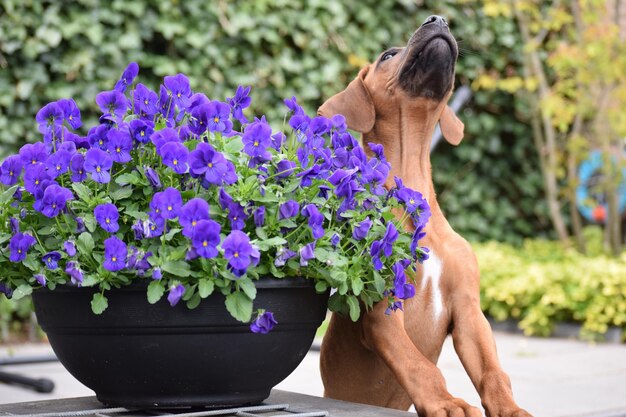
32,277,328,408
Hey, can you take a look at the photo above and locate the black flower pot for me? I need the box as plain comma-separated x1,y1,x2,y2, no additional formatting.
32,277,328,408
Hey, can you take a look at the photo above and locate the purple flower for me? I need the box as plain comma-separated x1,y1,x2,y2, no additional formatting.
179,198,211,238
227,202,247,230
69,154,87,182
84,148,113,183
222,230,259,275
385,301,404,315
36,102,64,135
254,206,265,227
9,217,19,233
64,240,77,257
164,73,192,110
45,149,71,179
94,203,120,233
95,90,129,122
75,217,86,233
158,85,175,120
274,247,296,267
1,155,23,186
275,159,296,179
88,124,111,150
23,163,50,194
271,132,286,150
370,222,399,270
296,164,321,187
9,233,36,262
331,233,340,248
42,251,62,270
302,204,324,239
65,261,83,284
57,98,82,129
0,283,13,297
150,187,183,220
150,127,180,152
107,128,133,163
242,119,272,160
167,283,185,307
132,83,159,118
152,267,162,280
114,62,139,93
144,216,165,238
38,184,73,218
284,96,304,115
144,166,161,189
250,311,278,334
279,200,299,220
160,142,189,174
352,217,372,241
189,142,237,185
129,119,154,143
328,168,363,200
332,114,347,131
227,85,251,124
34,273,47,286
392,259,415,300
19,143,48,166
103,236,127,272
299,241,316,266
191,219,221,258
205,101,233,134
218,188,234,210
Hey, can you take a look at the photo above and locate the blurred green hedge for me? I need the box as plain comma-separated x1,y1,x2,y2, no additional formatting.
0,0,551,243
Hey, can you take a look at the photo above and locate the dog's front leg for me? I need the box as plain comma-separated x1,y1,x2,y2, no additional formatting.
450,289,533,417
362,301,482,417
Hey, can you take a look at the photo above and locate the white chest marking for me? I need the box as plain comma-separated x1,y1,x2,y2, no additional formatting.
421,252,443,320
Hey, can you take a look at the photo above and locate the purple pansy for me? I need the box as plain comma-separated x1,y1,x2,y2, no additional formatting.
9,217,19,234
189,142,237,186
250,311,278,334
107,128,133,163
222,230,256,273
133,83,159,118
103,236,127,272
279,200,299,220
150,127,180,152
88,124,111,150
179,198,211,237
38,184,73,218
129,119,154,143
150,187,183,220
35,102,64,135
331,233,340,248
42,251,62,270
9,233,36,262
94,203,120,233
160,141,189,174
69,153,87,182
45,150,72,179
114,62,139,93
65,261,83,285
167,283,185,307
205,101,232,134
226,202,247,230
144,166,161,189
19,143,48,166
274,247,296,267
84,148,113,183
152,267,162,280
253,206,265,227
284,96,304,115
191,219,221,258
242,119,272,161
95,90,128,121
275,159,296,179
299,241,316,266
57,98,82,129
352,217,372,241
64,240,77,257
392,259,415,300
227,85,251,124
23,163,49,193
1,155,23,186
302,204,324,239
34,273,47,286
164,73,192,110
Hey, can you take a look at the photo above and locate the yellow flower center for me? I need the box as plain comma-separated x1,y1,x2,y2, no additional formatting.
177,92,181,98
208,163,213,168
192,220,197,226
112,256,117,262
116,147,121,153
69,115,73,120
52,203,56,208
167,205,172,211
56,165,61,171
233,216,237,221
17,249,22,254
173,159,178,165
144,99,149,105
155,208,160,213
202,241,208,247
35,180,39,185
234,252,239,258
96,166,101,172
99,140,103,145
151,225,156,230
31,159,36,164
140,131,145,136
213,117,219,123
254,141,259,147
106,218,110,224
409,199,415,204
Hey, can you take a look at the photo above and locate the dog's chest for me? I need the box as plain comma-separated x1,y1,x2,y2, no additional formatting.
418,251,444,321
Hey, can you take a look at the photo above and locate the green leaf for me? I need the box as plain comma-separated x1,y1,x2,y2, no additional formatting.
198,279,214,298
373,271,386,294
22,255,40,272
77,232,94,256
72,183,93,202
347,295,361,322
255,236,287,250
110,186,133,201
91,293,108,314
37,225,56,236
224,136,243,154
351,278,364,296
162,260,191,277
315,281,328,293
330,269,347,283
81,275,99,287
11,284,33,300
124,210,149,220
83,214,97,233
147,280,165,304
238,277,257,300
225,291,253,322
115,172,145,186
164,228,181,241
0,185,19,205
255,227,268,240
186,292,201,309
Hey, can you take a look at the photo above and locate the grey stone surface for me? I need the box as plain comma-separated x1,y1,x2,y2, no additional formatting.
1,332,626,416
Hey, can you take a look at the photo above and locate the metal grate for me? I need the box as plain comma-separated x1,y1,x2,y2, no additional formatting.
9,403,329,417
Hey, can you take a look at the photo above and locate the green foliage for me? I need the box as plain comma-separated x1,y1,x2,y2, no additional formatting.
0,0,550,245
476,231,626,340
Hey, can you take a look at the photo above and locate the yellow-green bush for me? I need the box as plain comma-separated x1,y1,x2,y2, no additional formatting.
476,233,626,340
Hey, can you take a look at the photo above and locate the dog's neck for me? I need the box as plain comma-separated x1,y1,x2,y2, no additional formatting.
363,100,448,233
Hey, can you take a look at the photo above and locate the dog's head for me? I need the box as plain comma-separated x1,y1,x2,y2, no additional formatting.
319,15,464,145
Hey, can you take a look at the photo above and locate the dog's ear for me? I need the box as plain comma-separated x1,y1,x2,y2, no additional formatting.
439,105,464,146
318,67,375,133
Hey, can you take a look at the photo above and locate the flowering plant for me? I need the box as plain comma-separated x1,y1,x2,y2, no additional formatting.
0,63,430,333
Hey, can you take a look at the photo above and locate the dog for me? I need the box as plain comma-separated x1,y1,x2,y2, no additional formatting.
317,16,532,417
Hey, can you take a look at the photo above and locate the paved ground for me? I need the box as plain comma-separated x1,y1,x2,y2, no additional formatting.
1,331,625,416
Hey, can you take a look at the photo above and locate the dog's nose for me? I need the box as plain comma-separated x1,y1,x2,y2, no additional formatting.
421,15,448,28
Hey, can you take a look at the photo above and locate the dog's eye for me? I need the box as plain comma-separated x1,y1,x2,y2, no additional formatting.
381,51,397,61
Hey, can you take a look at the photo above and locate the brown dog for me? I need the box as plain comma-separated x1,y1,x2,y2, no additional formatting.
317,16,532,417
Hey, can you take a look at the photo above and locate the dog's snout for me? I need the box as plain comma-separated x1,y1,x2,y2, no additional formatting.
422,15,447,28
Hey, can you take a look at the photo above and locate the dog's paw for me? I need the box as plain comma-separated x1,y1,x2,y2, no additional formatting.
485,408,533,417
421,397,482,417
